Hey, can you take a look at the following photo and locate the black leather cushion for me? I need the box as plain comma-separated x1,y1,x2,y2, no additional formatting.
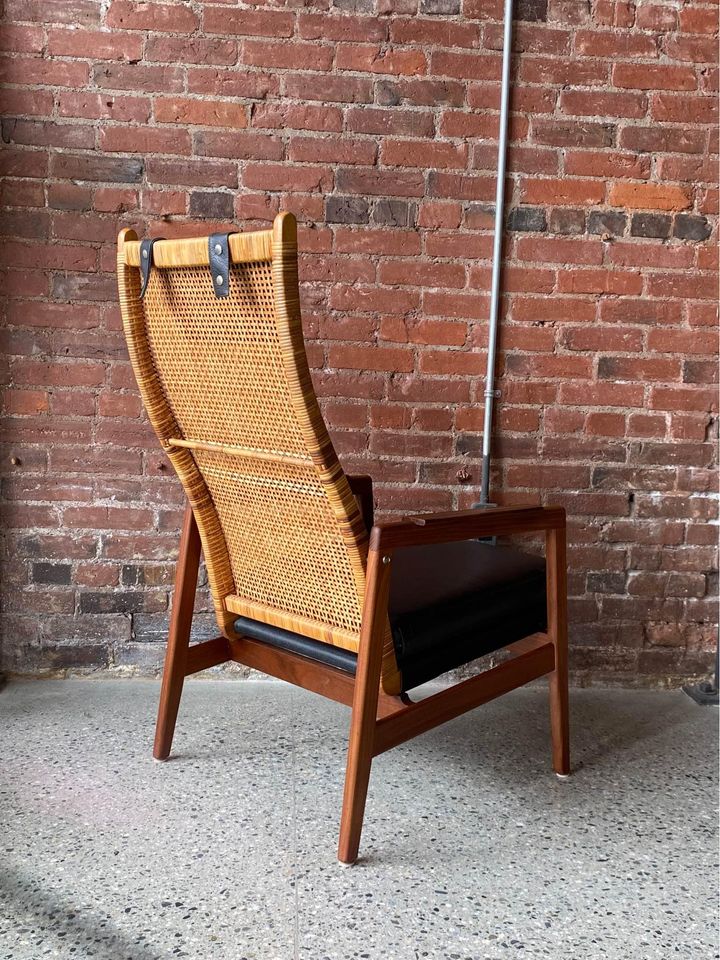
233,541,546,692
388,541,546,690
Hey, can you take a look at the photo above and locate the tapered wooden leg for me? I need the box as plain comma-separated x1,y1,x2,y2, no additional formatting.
546,523,570,776
338,549,393,864
153,503,201,761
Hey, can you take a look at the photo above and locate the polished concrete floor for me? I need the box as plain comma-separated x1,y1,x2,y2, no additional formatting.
0,679,717,960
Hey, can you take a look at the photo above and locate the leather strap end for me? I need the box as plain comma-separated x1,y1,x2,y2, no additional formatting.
139,237,164,298
209,233,233,298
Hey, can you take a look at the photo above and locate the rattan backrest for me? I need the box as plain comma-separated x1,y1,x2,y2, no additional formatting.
117,214,371,656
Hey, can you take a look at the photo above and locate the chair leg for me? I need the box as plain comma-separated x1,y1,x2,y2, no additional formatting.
546,524,570,776
338,694,377,865
337,549,392,864
153,503,202,761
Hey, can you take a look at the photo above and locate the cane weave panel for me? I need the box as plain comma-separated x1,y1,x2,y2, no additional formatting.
142,262,307,457
193,448,362,635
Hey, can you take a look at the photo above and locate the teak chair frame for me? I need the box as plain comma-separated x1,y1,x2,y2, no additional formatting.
117,213,570,864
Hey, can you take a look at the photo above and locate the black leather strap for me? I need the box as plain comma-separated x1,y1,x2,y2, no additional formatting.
139,237,164,298
208,233,234,298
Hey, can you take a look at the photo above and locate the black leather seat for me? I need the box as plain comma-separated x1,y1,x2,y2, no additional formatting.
234,541,547,693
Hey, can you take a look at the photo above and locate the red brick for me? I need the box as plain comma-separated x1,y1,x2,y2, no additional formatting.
289,136,375,166
516,236,604,265
560,89,648,119
3,389,49,414
146,36,237,67
347,107,435,138
243,162,332,194
336,44,427,76
145,158,237,188
574,29,658,59
0,87,54,117
520,56,608,86
383,139,468,169
284,74,373,105
564,150,650,180
678,7,718,34
334,228,421,256
608,182,692,212
94,62,184,93
100,126,191,156
57,91,150,123
47,27,143,61
154,97,248,129
299,13,387,42
107,1,199,32
512,296,596,323
432,49,501,82
187,68,278,100
204,7,293,38
636,5,678,30
613,63,698,92
521,177,605,205
391,18,479,48
328,345,414,373
0,56,89,88
63,506,154,531
608,243,694,270
243,39,333,72
560,380,645,407
378,259,466,288
0,24,44,54
664,34,717,64
557,268,642,295
336,167,425,198
651,93,717,125
650,386,717,413
648,329,717,357
619,125,708,155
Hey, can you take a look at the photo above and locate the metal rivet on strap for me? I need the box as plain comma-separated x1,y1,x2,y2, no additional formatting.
215,275,223,286
214,243,222,255
142,249,148,258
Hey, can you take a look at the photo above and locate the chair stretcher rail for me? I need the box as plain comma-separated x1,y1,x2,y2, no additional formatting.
164,437,313,469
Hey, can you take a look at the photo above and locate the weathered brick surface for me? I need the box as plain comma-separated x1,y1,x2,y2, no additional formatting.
0,0,717,685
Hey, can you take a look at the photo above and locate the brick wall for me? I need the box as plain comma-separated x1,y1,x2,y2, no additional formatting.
1,0,717,684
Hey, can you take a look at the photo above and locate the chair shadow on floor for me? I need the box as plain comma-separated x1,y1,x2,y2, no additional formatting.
396,683,701,786
0,865,163,960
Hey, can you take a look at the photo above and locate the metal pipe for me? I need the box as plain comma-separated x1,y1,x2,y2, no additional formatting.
479,0,515,506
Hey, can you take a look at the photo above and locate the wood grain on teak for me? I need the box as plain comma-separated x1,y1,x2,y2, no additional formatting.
117,214,570,863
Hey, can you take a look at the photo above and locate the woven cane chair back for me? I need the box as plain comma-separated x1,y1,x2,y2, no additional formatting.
117,214,370,655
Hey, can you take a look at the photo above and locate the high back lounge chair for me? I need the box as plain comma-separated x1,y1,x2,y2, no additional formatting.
117,212,570,864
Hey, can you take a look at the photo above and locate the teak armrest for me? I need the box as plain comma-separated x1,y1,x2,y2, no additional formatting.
368,504,565,552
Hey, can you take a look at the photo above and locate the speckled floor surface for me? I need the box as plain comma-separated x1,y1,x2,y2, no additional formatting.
1,680,717,960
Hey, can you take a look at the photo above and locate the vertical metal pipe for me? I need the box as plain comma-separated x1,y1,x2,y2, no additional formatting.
479,0,515,505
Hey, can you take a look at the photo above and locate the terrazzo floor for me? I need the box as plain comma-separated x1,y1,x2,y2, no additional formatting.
1,679,717,960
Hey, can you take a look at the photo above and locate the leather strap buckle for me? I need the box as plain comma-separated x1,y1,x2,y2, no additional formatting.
208,233,235,298
139,237,164,298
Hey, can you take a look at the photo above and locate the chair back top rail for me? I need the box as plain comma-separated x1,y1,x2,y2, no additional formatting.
121,229,273,268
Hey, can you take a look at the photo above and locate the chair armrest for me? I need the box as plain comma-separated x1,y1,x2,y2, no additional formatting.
369,504,565,552
346,474,374,531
